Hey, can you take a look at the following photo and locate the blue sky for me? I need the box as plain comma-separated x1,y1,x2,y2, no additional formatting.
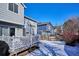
24,3,79,26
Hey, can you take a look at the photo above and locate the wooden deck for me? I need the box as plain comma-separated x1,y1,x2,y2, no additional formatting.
9,45,38,56
0,35,39,56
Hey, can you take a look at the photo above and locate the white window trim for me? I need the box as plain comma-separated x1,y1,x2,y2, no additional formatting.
7,3,18,14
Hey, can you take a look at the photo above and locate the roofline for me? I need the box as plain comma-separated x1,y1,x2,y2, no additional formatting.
24,16,38,23
21,3,27,8
38,22,53,27
38,23,48,26
48,22,54,28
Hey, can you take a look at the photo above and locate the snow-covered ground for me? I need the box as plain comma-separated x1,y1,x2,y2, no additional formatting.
26,40,79,56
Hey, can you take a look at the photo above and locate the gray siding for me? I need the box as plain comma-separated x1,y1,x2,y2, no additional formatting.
0,3,24,25
24,18,37,35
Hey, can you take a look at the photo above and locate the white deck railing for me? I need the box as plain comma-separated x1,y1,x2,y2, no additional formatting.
0,35,39,53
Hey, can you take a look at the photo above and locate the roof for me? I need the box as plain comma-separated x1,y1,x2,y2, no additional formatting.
24,16,38,23
38,22,54,28
21,3,27,8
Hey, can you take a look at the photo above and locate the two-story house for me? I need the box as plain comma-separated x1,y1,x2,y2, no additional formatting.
37,22,54,40
0,3,40,54
24,16,37,36
37,22,54,35
0,3,26,36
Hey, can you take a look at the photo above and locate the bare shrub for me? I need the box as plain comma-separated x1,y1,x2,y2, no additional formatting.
63,17,79,46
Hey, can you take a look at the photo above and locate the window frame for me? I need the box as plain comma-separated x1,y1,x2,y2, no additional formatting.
14,3,18,13
0,27,2,36
8,3,18,14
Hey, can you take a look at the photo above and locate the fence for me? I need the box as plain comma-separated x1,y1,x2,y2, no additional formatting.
0,35,39,53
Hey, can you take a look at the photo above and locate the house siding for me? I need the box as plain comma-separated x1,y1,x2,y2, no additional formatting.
0,3,25,37
37,23,54,35
29,20,37,35
15,28,23,36
0,3,24,25
24,17,37,36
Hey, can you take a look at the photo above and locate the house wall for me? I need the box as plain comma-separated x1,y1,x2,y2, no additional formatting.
15,28,23,36
24,18,37,36
0,26,23,36
37,24,54,35
48,24,55,35
37,25,45,35
24,18,30,33
2,27,9,36
29,20,37,35
0,3,24,25
38,25,48,31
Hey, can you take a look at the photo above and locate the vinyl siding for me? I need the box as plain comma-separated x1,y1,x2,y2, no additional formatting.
29,20,37,35
0,3,24,25
15,28,23,36
37,24,54,35
24,18,37,35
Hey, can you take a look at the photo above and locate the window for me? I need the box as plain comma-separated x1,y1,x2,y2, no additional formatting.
9,3,18,13
0,27,2,36
9,3,13,12
2,27,9,36
14,4,18,13
10,28,15,36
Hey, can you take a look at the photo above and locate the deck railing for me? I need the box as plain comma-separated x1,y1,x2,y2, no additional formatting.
0,35,39,53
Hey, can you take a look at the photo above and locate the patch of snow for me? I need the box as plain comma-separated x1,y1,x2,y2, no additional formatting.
26,40,79,56
27,42,54,56
40,40,68,56
27,49,45,56
38,43,53,56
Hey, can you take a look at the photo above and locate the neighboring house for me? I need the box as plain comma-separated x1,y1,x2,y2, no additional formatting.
24,16,37,36
37,22,54,40
54,25,64,41
0,3,26,36
37,22,54,35
54,25,63,35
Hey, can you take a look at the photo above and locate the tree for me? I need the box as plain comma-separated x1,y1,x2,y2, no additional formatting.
63,17,79,46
